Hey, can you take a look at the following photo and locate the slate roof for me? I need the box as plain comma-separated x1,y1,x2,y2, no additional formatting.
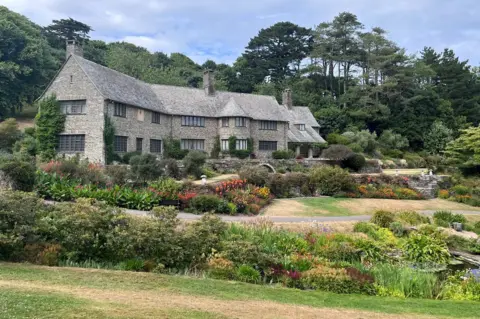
74,55,167,113
71,54,324,143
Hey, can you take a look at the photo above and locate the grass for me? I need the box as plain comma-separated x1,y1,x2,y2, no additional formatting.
263,197,480,217
0,263,479,318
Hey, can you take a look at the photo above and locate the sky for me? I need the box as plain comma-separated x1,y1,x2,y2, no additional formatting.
2,0,480,65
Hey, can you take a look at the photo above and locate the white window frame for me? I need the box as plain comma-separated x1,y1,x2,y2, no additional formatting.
259,121,277,130
181,116,205,127
236,139,248,150
235,117,246,127
181,139,205,150
221,139,229,151
60,100,86,115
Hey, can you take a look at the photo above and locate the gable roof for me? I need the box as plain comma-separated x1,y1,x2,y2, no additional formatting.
73,55,167,113
291,107,320,127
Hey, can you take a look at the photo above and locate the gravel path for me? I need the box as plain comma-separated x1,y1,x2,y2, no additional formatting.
126,209,480,223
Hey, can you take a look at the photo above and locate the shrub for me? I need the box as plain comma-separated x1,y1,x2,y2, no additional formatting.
433,211,467,226
239,166,269,186
129,154,163,183
0,118,22,152
370,210,395,228
396,211,430,226
189,195,223,213
439,270,480,301
272,150,295,159
452,185,471,196
438,189,450,199
353,222,378,234
267,173,290,198
343,153,366,172
105,165,129,186
0,158,36,191
163,138,189,160
183,150,207,178
236,265,261,283
403,153,426,168
321,144,353,160
160,158,180,179
389,221,406,237
326,133,349,145
402,234,450,264
122,151,141,165
309,166,354,196
207,257,235,280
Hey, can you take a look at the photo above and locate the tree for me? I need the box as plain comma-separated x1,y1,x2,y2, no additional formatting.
44,18,92,48
243,22,313,83
84,40,108,66
444,126,480,174
0,118,21,151
0,6,59,117
424,121,453,154
378,130,409,151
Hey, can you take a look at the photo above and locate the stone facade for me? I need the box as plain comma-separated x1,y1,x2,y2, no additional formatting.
39,45,322,164
43,57,105,163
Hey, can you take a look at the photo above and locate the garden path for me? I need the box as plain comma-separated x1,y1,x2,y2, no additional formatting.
126,209,480,223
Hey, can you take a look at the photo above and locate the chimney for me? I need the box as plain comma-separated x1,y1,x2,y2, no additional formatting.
66,40,84,59
203,70,215,96
282,88,293,109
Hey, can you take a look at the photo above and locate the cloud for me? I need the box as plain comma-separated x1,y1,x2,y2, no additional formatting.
1,0,479,65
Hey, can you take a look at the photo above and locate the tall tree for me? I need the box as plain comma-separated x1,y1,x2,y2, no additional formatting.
243,22,313,84
0,6,59,117
44,18,92,48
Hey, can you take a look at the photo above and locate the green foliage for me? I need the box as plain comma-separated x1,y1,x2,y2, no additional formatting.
309,166,354,196
451,185,470,195
378,130,409,151
236,265,261,284
211,136,221,159
129,154,163,183
424,121,453,154
160,158,181,179
439,270,480,301
389,222,406,237
189,195,223,213
445,127,480,175
0,7,59,117
0,119,21,151
403,153,427,168
372,264,440,299
239,166,269,186
0,158,36,191
402,234,450,264
370,210,395,228
433,211,467,226
343,153,366,172
183,150,207,178
272,150,295,159
321,145,353,160
163,138,188,160
121,151,141,165
342,130,378,154
105,165,129,186
35,95,65,160
103,115,116,164
326,133,349,145
353,222,378,234
396,211,430,226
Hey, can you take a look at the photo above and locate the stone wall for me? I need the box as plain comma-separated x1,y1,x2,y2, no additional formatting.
205,158,345,173
44,57,106,163
407,175,441,199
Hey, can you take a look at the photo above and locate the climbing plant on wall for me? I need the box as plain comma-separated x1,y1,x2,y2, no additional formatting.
104,115,116,164
228,135,251,159
35,95,65,160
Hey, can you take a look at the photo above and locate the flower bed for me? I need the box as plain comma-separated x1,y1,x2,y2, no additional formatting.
344,184,424,200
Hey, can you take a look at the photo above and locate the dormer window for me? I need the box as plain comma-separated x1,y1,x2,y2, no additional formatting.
297,124,306,131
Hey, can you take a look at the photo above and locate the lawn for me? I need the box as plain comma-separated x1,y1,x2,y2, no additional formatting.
263,197,480,217
1,263,479,319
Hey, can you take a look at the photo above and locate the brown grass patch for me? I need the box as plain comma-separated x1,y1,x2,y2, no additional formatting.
263,199,331,216
275,221,357,233
0,279,435,319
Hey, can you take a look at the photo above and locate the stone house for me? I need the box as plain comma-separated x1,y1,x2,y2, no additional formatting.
39,41,325,164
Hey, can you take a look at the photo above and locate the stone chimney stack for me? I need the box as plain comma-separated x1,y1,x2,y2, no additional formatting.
66,40,84,59
282,88,293,109
203,70,215,96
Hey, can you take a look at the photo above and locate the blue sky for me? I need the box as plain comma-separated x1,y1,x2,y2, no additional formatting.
2,0,479,65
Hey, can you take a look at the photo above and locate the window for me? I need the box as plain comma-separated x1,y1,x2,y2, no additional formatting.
136,138,143,152
60,100,86,115
137,109,144,122
70,75,73,84
114,102,127,118
259,121,277,130
221,118,229,127
296,124,306,131
259,141,277,151
150,139,162,153
235,117,246,127
114,136,128,152
58,135,85,152
221,139,229,151
152,112,161,124
181,116,205,127
181,139,204,150
236,139,248,150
